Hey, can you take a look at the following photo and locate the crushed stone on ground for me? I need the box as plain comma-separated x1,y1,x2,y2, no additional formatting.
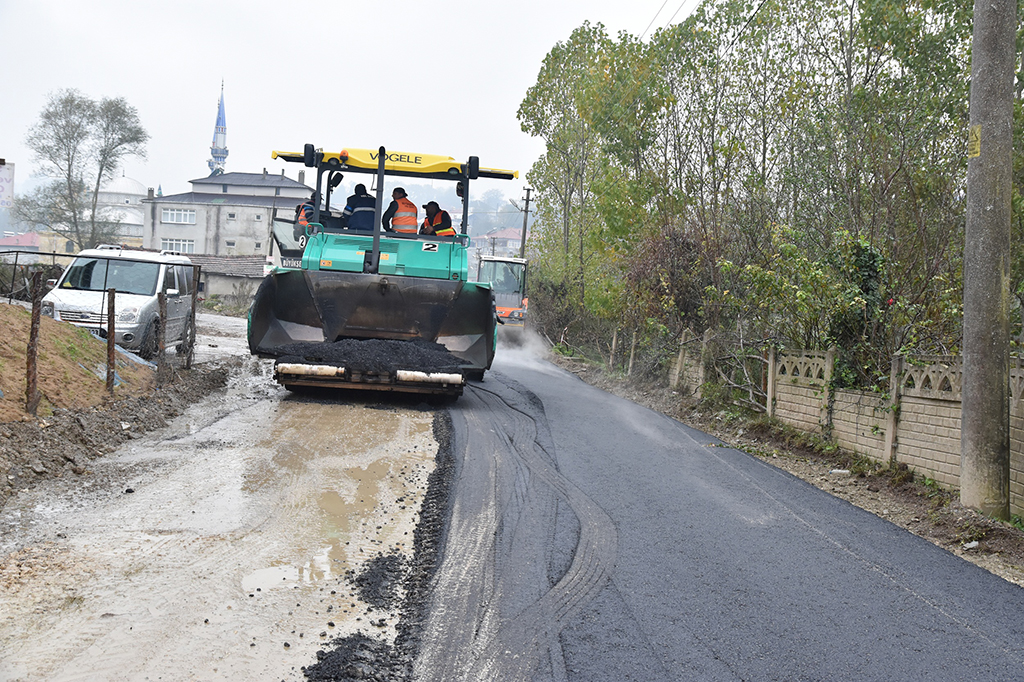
304,413,455,682
273,338,465,374
1,361,232,508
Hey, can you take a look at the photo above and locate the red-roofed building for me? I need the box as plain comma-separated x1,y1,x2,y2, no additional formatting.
478,226,526,258
0,232,41,263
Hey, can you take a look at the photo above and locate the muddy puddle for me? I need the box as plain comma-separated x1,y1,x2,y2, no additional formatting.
0,370,438,681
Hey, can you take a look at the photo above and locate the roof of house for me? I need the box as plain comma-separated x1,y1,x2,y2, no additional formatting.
0,232,41,249
146,192,308,209
189,172,310,189
188,254,266,278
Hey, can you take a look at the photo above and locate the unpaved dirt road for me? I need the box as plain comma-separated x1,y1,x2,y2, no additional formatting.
0,315,437,681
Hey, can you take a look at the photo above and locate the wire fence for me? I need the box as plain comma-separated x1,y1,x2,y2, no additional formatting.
11,252,203,415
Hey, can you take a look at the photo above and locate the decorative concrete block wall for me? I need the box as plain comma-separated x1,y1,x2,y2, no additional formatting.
770,351,830,435
896,396,962,488
769,351,1024,515
831,390,886,462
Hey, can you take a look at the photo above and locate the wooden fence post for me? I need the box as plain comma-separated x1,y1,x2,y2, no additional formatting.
627,329,638,377
106,288,116,394
186,266,200,369
157,292,168,385
700,329,712,388
823,346,837,434
670,330,691,390
766,347,777,418
25,272,42,416
883,355,904,467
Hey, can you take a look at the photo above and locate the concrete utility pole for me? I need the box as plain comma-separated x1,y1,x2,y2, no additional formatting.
961,0,1016,520
519,187,532,259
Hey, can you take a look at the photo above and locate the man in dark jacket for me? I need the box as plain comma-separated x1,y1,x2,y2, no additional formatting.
341,184,375,231
420,201,455,236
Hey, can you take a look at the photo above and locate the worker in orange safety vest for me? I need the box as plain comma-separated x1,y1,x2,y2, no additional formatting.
420,201,455,237
292,193,318,242
382,187,418,233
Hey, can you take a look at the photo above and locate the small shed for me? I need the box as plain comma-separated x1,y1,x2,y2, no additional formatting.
187,254,266,299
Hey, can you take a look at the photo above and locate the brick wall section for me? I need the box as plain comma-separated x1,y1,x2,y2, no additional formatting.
895,396,962,488
1009,397,1024,514
769,351,1024,514
774,381,826,434
831,390,886,462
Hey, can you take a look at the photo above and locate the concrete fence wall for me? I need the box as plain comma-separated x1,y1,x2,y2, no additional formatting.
760,350,1024,516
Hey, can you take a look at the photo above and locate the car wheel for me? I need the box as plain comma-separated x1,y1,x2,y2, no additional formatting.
175,318,195,354
139,320,159,360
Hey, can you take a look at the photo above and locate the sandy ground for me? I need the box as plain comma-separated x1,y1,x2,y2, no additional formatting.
0,315,440,681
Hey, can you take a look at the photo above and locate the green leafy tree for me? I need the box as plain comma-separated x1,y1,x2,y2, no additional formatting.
16,89,148,250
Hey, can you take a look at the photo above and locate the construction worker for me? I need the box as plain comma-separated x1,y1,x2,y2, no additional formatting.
420,201,455,237
293,193,317,242
341,184,375,232
382,187,418,233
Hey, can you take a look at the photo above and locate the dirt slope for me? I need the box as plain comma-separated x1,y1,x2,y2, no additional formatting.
0,302,155,422
0,301,230,506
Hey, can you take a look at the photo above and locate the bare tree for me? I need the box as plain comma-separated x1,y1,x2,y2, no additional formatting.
19,89,148,250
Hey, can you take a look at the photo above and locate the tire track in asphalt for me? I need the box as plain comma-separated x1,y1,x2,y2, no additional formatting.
414,374,618,682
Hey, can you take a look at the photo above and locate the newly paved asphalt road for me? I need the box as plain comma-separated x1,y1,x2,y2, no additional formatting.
415,352,1024,681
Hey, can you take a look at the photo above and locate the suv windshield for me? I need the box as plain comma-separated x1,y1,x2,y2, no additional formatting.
60,257,161,296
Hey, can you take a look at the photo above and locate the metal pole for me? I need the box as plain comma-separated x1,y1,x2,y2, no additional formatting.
462,178,470,237
7,250,20,304
367,146,386,274
961,0,1016,519
519,188,532,259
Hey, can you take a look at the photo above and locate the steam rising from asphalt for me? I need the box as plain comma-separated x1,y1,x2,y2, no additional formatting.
493,328,562,376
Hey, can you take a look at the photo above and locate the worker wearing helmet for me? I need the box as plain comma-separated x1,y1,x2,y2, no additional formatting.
420,201,455,237
342,184,375,232
382,187,418,233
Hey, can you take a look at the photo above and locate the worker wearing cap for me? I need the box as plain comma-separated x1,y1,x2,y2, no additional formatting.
382,187,418,233
420,201,455,237
342,184,375,232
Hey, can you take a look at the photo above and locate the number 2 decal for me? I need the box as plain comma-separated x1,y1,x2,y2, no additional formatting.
422,243,439,252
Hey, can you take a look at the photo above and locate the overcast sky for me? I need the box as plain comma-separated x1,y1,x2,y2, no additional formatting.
0,0,697,203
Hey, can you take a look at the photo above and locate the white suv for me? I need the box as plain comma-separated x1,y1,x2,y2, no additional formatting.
42,245,195,360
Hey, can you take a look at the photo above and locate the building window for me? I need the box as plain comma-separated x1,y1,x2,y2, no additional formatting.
227,212,236,220
161,208,196,224
255,214,262,221
225,240,236,248
275,188,281,196
65,240,75,253
254,241,262,250
161,238,195,253
222,185,228,193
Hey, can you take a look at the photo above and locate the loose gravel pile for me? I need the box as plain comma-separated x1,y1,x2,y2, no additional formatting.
272,338,465,374
304,413,455,682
